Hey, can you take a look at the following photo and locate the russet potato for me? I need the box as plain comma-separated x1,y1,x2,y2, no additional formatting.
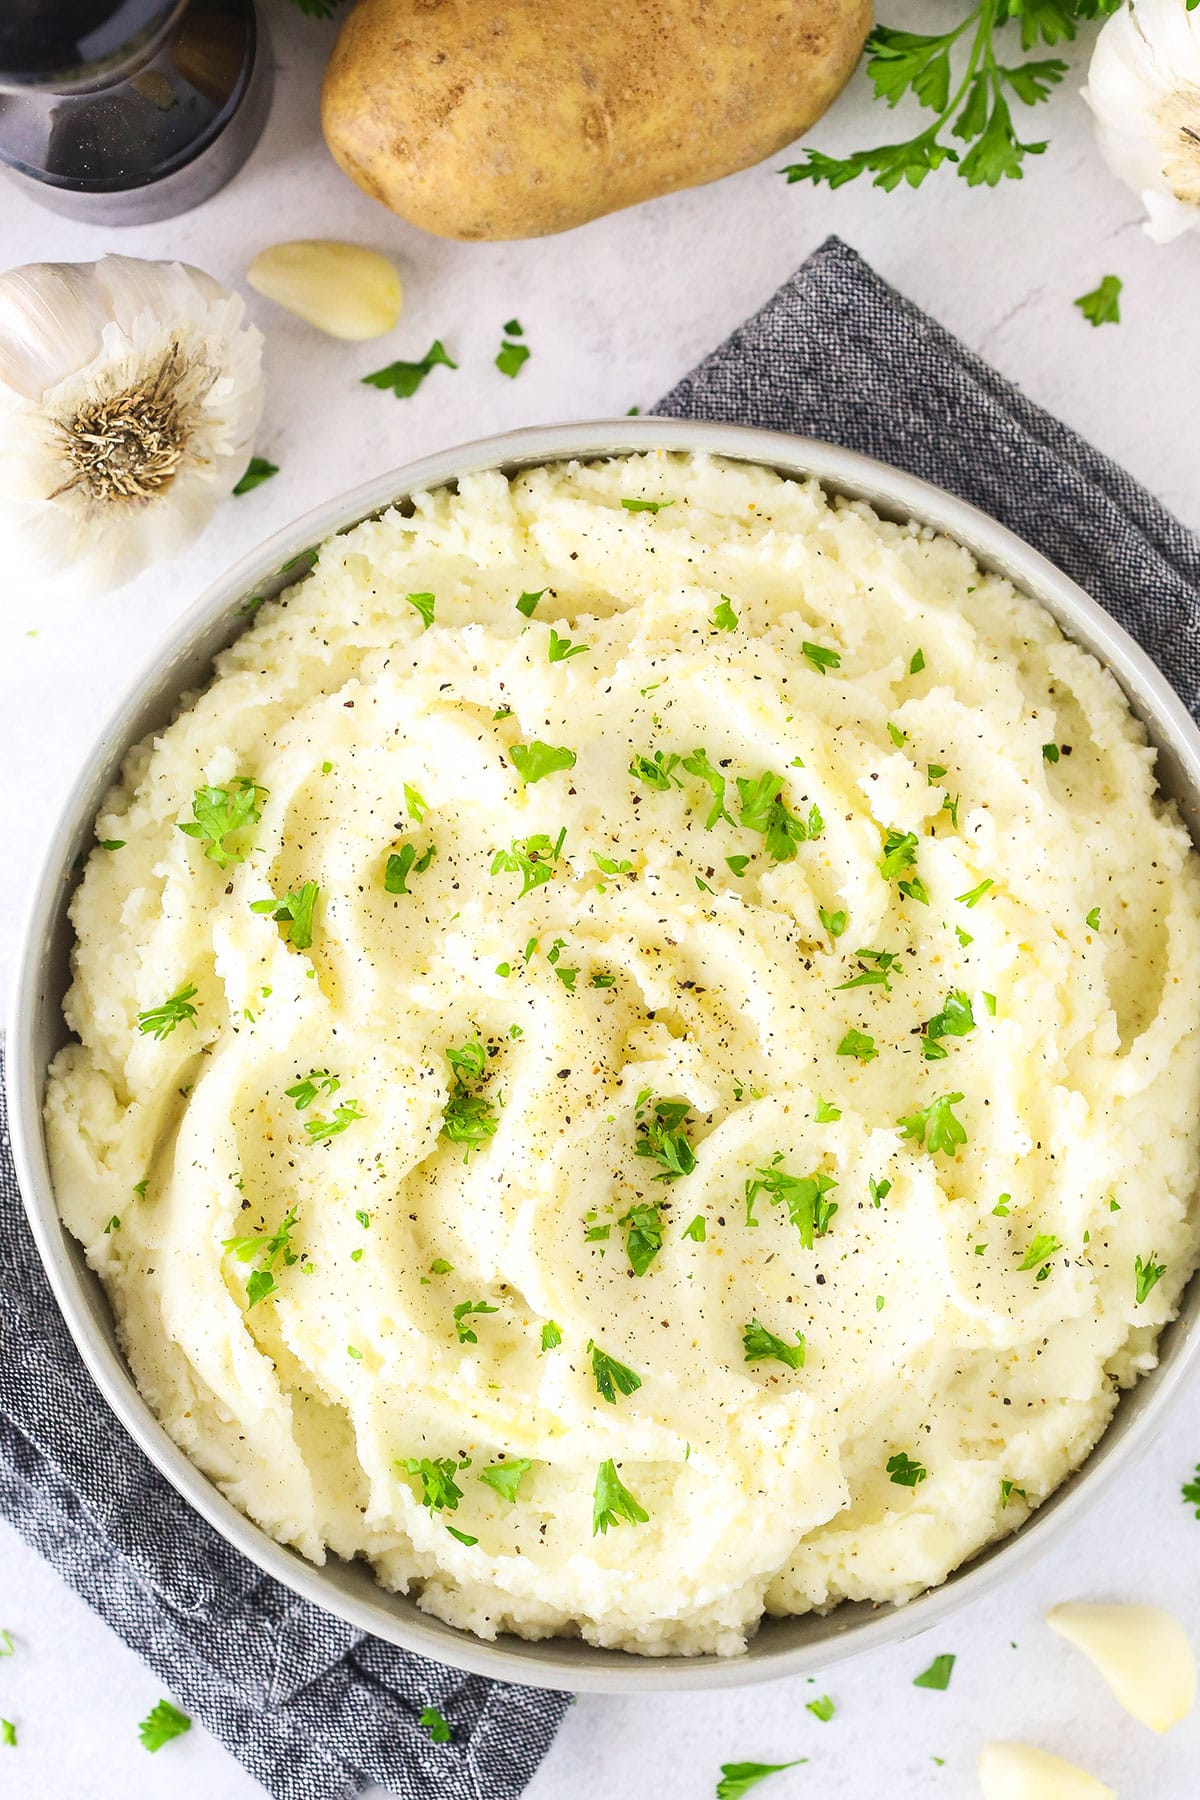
321,0,873,240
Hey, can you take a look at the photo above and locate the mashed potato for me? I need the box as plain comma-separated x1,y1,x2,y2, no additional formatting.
45,451,1200,1657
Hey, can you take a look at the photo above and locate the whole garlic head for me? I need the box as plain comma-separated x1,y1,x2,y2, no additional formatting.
1083,0,1200,243
0,255,264,595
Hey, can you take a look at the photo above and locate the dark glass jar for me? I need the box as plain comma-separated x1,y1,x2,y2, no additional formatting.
0,0,271,224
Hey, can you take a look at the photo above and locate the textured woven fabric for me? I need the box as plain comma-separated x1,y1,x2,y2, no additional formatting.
3,233,1198,1800
655,237,1200,717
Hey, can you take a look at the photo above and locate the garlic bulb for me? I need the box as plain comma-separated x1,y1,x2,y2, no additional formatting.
1083,0,1200,244
0,255,264,595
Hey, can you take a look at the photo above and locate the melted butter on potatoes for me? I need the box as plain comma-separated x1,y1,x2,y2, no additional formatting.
46,452,1200,1657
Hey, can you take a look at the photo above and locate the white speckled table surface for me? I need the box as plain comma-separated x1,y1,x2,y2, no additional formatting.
1,2,1198,1795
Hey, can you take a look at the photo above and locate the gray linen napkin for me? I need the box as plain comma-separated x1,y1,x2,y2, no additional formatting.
3,234,1198,1800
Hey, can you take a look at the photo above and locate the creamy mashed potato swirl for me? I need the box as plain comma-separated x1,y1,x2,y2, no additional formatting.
46,452,1200,1656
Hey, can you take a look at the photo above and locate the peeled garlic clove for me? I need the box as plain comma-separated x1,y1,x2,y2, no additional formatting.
978,1743,1116,1800
247,241,401,340
1046,1602,1196,1733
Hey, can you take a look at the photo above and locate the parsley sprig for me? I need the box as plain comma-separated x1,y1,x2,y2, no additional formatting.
491,828,567,898
442,1037,500,1160
136,982,198,1041
592,1459,649,1534
898,1092,968,1155
634,1095,697,1182
782,3,1120,195
746,1158,839,1249
743,1319,806,1370
137,1698,191,1753
250,879,318,949
223,1205,299,1308
178,778,266,868
588,1339,644,1403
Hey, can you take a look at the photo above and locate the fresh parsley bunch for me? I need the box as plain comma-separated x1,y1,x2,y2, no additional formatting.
784,0,1122,192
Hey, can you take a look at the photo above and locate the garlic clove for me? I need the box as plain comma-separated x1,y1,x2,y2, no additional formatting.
1046,1602,1196,1734
246,241,402,340
978,1743,1116,1800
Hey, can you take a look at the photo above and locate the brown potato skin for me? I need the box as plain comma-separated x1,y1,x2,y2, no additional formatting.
321,0,873,241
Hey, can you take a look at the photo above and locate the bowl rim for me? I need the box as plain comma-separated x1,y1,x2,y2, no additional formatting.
9,417,1200,1694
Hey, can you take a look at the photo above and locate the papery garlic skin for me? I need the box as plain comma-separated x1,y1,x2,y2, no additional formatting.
0,256,264,596
978,1742,1116,1800
1047,1601,1196,1733
247,241,402,339
1083,0,1200,244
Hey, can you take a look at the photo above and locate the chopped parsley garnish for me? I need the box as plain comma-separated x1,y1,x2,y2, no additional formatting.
887,1451,928,1487
746,1158,838,1249
1018,1233,1063,1278
1182,1464,1200,1518
620,1201,665,1276
630,749,682,791
806,1694,835,1721
927,763,947,783
496,336,530,378
921,989,975,1058
223,1204,299,1307
1042,742,1061,763
585,1223,611,1242
516,589,545,619
0,1631,12,1658
362,339,457,398
815,1095,841,1121
713,596,739,631
726,854,751,878
837,947,902,992
588,1340,643,1404
682,747,734,828
683,1214,707,1242
178,779,265,867
99,838,125,850
910,649,925,674
491,828,567,898
913,1653,956,1690
593,851,633,875
743,1319,806,1369
1135,1252,1167,1305
250,879,319,949
1086,906,1101,930
104,1215,120,1233
736,770,813,862
887,721,907,747
548,627,588,662
232,456,279,496
509,739,576,784
404,783,428,821
137,1699,191,1752
591,972,616,988
955,878,994,907
592,1459,649,1534
897,1092,967,1156
401,589,435,628
540,1320,562,1351
431,1257,453,1275
400,1455,465,1513
446,1526,478,1545
136,983,198,1041
802,640,841,674
634,1096,697,1181
716,1759,807,1800
1000,1478,1027,1508
819,906,847,938
385,841,436,893
442,1038,500,1159
870,1176,891,1207
621,497,673,514
454,1299,500,1344
837,1028,877,1063
304,1101,363,1141
285,1068,339,1110
1075,274,1122,328
879,828,928,903
479,1458,533,1502
420,1704,451,1743
0,1719,13,1748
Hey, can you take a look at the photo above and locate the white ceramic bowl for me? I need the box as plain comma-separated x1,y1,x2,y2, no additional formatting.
10,421,1200,1692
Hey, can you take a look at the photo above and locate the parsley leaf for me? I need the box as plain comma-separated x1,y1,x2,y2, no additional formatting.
838,947,903,992
540,1320,562,1351
548,627,588,662
480,1458,533,1502
1086,906,1101,930
802,640,841,673
592,1459,649,1534
922,989,975,1058
385,842,436,893
819,906,847,938
136,983,198,1041
716,1760,807,1800
736,770,811,862
621,497,673,514
400,1455,465,1513
496,338,530,378
1135,1252,1167,1305
1074,273,1122,327
620,1200,665,1275
405,591,436,629
362,339,457,398
635,1097,697,1182
746,1159,838,1249
588,1339,644,1403
879,827,928,902
454,1298,499,1344
593,851,633,876
0,1719,13,1748
137,1698,191,1753
491,828,567,898
680,747,734,828
913,1653,956,1690
1000,1477,1027,1507
1018,1232,1063,1277
285,1068,339,1110
956,878,994,907
887,1450,928,1487
442,1038,500,1159
713,596,739,631
232,456,279,496
250,879,319,949
683,1214,707,1242
304,1101,363,1141
743,1319,806,1369
223,1205,299,1307
178,778,266,867
897,1092,967,1155
837,1028,877,1063
806,1695,835,1722
1182,1463,1200,1518
420,1704,452,1743
630,749,683,791
509,739,576,784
